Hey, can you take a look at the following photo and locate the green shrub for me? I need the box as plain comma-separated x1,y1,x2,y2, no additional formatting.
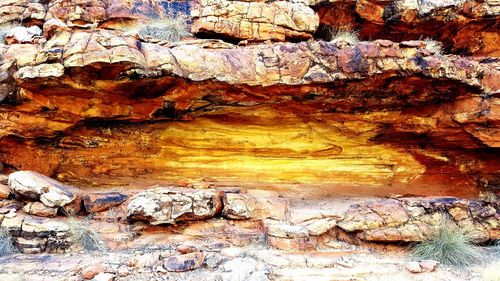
0,228,15,257
68,218,106,253
137,14,190,42
411,221,482,266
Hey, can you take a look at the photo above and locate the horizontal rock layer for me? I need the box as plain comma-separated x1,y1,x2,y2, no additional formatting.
0,28,498,197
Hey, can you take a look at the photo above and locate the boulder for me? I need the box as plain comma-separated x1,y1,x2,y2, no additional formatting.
127,187,223,225
163,252,205,272
8,171,76,207
83,192,127,213
222,193,288,220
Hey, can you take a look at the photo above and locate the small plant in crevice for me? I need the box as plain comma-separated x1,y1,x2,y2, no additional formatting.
67,217,107,253
0,22,19,45
330,29,359,45
411,218,482,267
0,227,16,257
136,13,190,42
423,38,443,56
479,191,498,203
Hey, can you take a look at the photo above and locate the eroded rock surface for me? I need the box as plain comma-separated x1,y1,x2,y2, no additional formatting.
191,0,319,41
127,187,223,225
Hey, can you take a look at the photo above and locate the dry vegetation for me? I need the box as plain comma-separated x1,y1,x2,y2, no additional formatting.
423,38,443,55
137,13,190,42
0,228,15,257
329,29,359,45
411,219,482,266
68,218,106,253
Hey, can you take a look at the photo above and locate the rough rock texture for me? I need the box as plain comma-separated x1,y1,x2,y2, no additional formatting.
0,28,498,197
337,197,499,243
222,193,288,220
8,171,76,207
191,0,319,41
316,0,500,56
1,214,71,253
127,187,224,225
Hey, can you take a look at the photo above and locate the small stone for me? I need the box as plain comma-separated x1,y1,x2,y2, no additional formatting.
136,252,159,268
204,253,224,269
163,252,205,272
4,210,16,218
220,247,243,258
405,261,422,273
419,260,438,272
117,266,129,277
0,175,8,185
23,202,58,217
0,184,10,199
83,192,127,213
82,262,106,279
176,244,198,254
91,272,115,281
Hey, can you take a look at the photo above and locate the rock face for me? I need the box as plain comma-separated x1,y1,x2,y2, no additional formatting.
127,187,223,225
338,197,499,243
0,0,498,227
191,0,319,41
0,28,498,197
317,0,500,56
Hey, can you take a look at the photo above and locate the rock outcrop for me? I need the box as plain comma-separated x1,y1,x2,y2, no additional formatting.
0,28,498,197
127,187,223,225
191,0,319,41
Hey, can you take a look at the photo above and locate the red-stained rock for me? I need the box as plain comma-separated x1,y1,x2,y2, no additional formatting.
83,192,127,213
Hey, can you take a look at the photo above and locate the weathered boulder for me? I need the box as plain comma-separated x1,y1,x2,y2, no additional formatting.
127,187,223,225
222,193,288,220
191,0,319,41
8,171,76,207
83,192,127,213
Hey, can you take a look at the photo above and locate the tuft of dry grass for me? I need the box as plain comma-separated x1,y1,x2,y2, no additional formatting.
137,14,190,42
329,29,359,45
423,38,443,56
0,227,15,257
411,219,482,267
67,217,106,253
479,191,498,203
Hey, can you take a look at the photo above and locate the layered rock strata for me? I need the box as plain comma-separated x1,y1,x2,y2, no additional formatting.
0,27,498,197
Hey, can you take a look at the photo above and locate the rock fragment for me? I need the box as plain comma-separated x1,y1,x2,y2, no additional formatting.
163,252,205,272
